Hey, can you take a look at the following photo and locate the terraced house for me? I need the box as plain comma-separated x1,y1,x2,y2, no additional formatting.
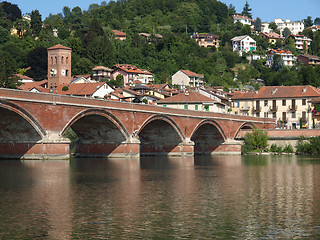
231,86,320,129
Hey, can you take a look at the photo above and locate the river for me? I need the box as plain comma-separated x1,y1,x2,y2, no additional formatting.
1,155,320,239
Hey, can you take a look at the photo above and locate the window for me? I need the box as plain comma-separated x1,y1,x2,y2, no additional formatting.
163,105,167,107
195,105,198,110
66,57,69,64
61,56,64,64
264,100,268,106
233,101,239,108
256,112,260,117
302,99,306,105
264,112,268,118
184,105,188,109
51,57,53,64
282,99,286,106
273,112,276,119
282,112,286,121
292,111,296,118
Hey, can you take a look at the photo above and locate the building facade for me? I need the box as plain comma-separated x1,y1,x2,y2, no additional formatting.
231,86,320,129
231,35,256,55
274,18,304,35
191,33,219,48
172,70,205,88
266,49,295,67
289,34,312,51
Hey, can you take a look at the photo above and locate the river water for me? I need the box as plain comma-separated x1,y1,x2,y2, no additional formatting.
1,155,320,239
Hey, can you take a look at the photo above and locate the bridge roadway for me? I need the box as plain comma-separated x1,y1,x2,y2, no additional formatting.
0,88,275,159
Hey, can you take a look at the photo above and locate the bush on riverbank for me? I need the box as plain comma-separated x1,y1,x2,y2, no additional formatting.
269,143,294,154
296,136,320,154
242,128,269,154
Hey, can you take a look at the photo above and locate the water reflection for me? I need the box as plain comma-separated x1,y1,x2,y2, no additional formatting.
0,156,320,239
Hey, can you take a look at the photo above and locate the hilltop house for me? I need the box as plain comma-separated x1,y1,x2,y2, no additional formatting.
231,35,256,55
232,14,253,26
191,33,219,48
172,70,205,89
260,32,284,44
266,49,295,67
112,30,126,40
297,55,320,66
112,64,154,85
92,66,112,81
289,34,312,51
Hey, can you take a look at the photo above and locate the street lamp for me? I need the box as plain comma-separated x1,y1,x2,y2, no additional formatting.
50,68,57,93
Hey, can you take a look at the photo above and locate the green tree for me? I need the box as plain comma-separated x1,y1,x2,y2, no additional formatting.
26,47,47,80
254,17,262,32
282,27,291,38
30,10,42,36
272,54,284,72
0,1,22,22
315,17,320,25
241,1,252,18
0,50,18,88
242,128,269,153
304,16,313,28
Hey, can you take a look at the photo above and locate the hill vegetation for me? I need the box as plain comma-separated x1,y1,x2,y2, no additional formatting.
0,0,320,88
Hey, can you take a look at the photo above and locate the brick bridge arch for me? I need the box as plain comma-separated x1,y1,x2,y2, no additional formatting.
190,120,226,154
0,100,46,138
137,114,186,155
234,122,256,138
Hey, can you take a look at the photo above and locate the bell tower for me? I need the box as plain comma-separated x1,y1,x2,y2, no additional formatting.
47,44,72,90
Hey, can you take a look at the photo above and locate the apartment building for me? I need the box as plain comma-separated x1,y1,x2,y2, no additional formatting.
266,49,295,67
231,86,320,129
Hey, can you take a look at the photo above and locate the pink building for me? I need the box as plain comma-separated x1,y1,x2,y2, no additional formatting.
112,64,153,85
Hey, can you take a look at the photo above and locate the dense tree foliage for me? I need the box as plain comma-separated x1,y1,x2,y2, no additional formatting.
0,0,319,90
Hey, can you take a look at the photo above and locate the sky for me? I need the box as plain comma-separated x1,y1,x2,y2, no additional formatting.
8,0,320,22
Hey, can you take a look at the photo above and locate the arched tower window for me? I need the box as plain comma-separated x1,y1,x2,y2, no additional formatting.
51,57,53,64
61,56,64,64
55,56,57,64
66,69,69,76
66,57,69,64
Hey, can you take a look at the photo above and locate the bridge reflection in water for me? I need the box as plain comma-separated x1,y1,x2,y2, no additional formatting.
1,155,320,239
0,88,274,159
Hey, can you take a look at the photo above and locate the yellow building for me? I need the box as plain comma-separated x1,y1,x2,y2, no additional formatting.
231,86,320,129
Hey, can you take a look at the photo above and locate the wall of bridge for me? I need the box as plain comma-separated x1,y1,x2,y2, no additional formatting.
0,89,275,159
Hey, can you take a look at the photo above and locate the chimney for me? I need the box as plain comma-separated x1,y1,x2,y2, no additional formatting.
166,78,168,84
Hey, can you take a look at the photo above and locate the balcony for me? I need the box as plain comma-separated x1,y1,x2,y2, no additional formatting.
288,105,297,111
241,106,250,111
253,107,261,112
269,106,278,112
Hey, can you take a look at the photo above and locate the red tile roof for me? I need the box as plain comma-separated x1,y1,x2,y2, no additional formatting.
158,90,216,104
55,82,105,96
93,66,112,71
15,74,33,80
19,80,49,92
260,32,284,39
267,49,293,55
180,70,204,78
113,64,146,74
48,44,71,50
232,86,320,100
112,30,126,37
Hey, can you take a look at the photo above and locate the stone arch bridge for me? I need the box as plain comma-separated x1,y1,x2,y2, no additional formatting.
0,89,275,159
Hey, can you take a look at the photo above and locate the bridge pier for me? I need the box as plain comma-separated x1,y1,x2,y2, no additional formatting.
0,138,70,160
75,136,141,158
211,138,242,155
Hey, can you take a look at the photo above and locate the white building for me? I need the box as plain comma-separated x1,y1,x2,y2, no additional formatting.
172,70,205,89
274,18,304,35
266,49,295,67
289,34,312,51
231,35,256,55
232,15,253,26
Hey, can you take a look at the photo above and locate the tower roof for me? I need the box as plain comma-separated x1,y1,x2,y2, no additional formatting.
48,44,71,50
